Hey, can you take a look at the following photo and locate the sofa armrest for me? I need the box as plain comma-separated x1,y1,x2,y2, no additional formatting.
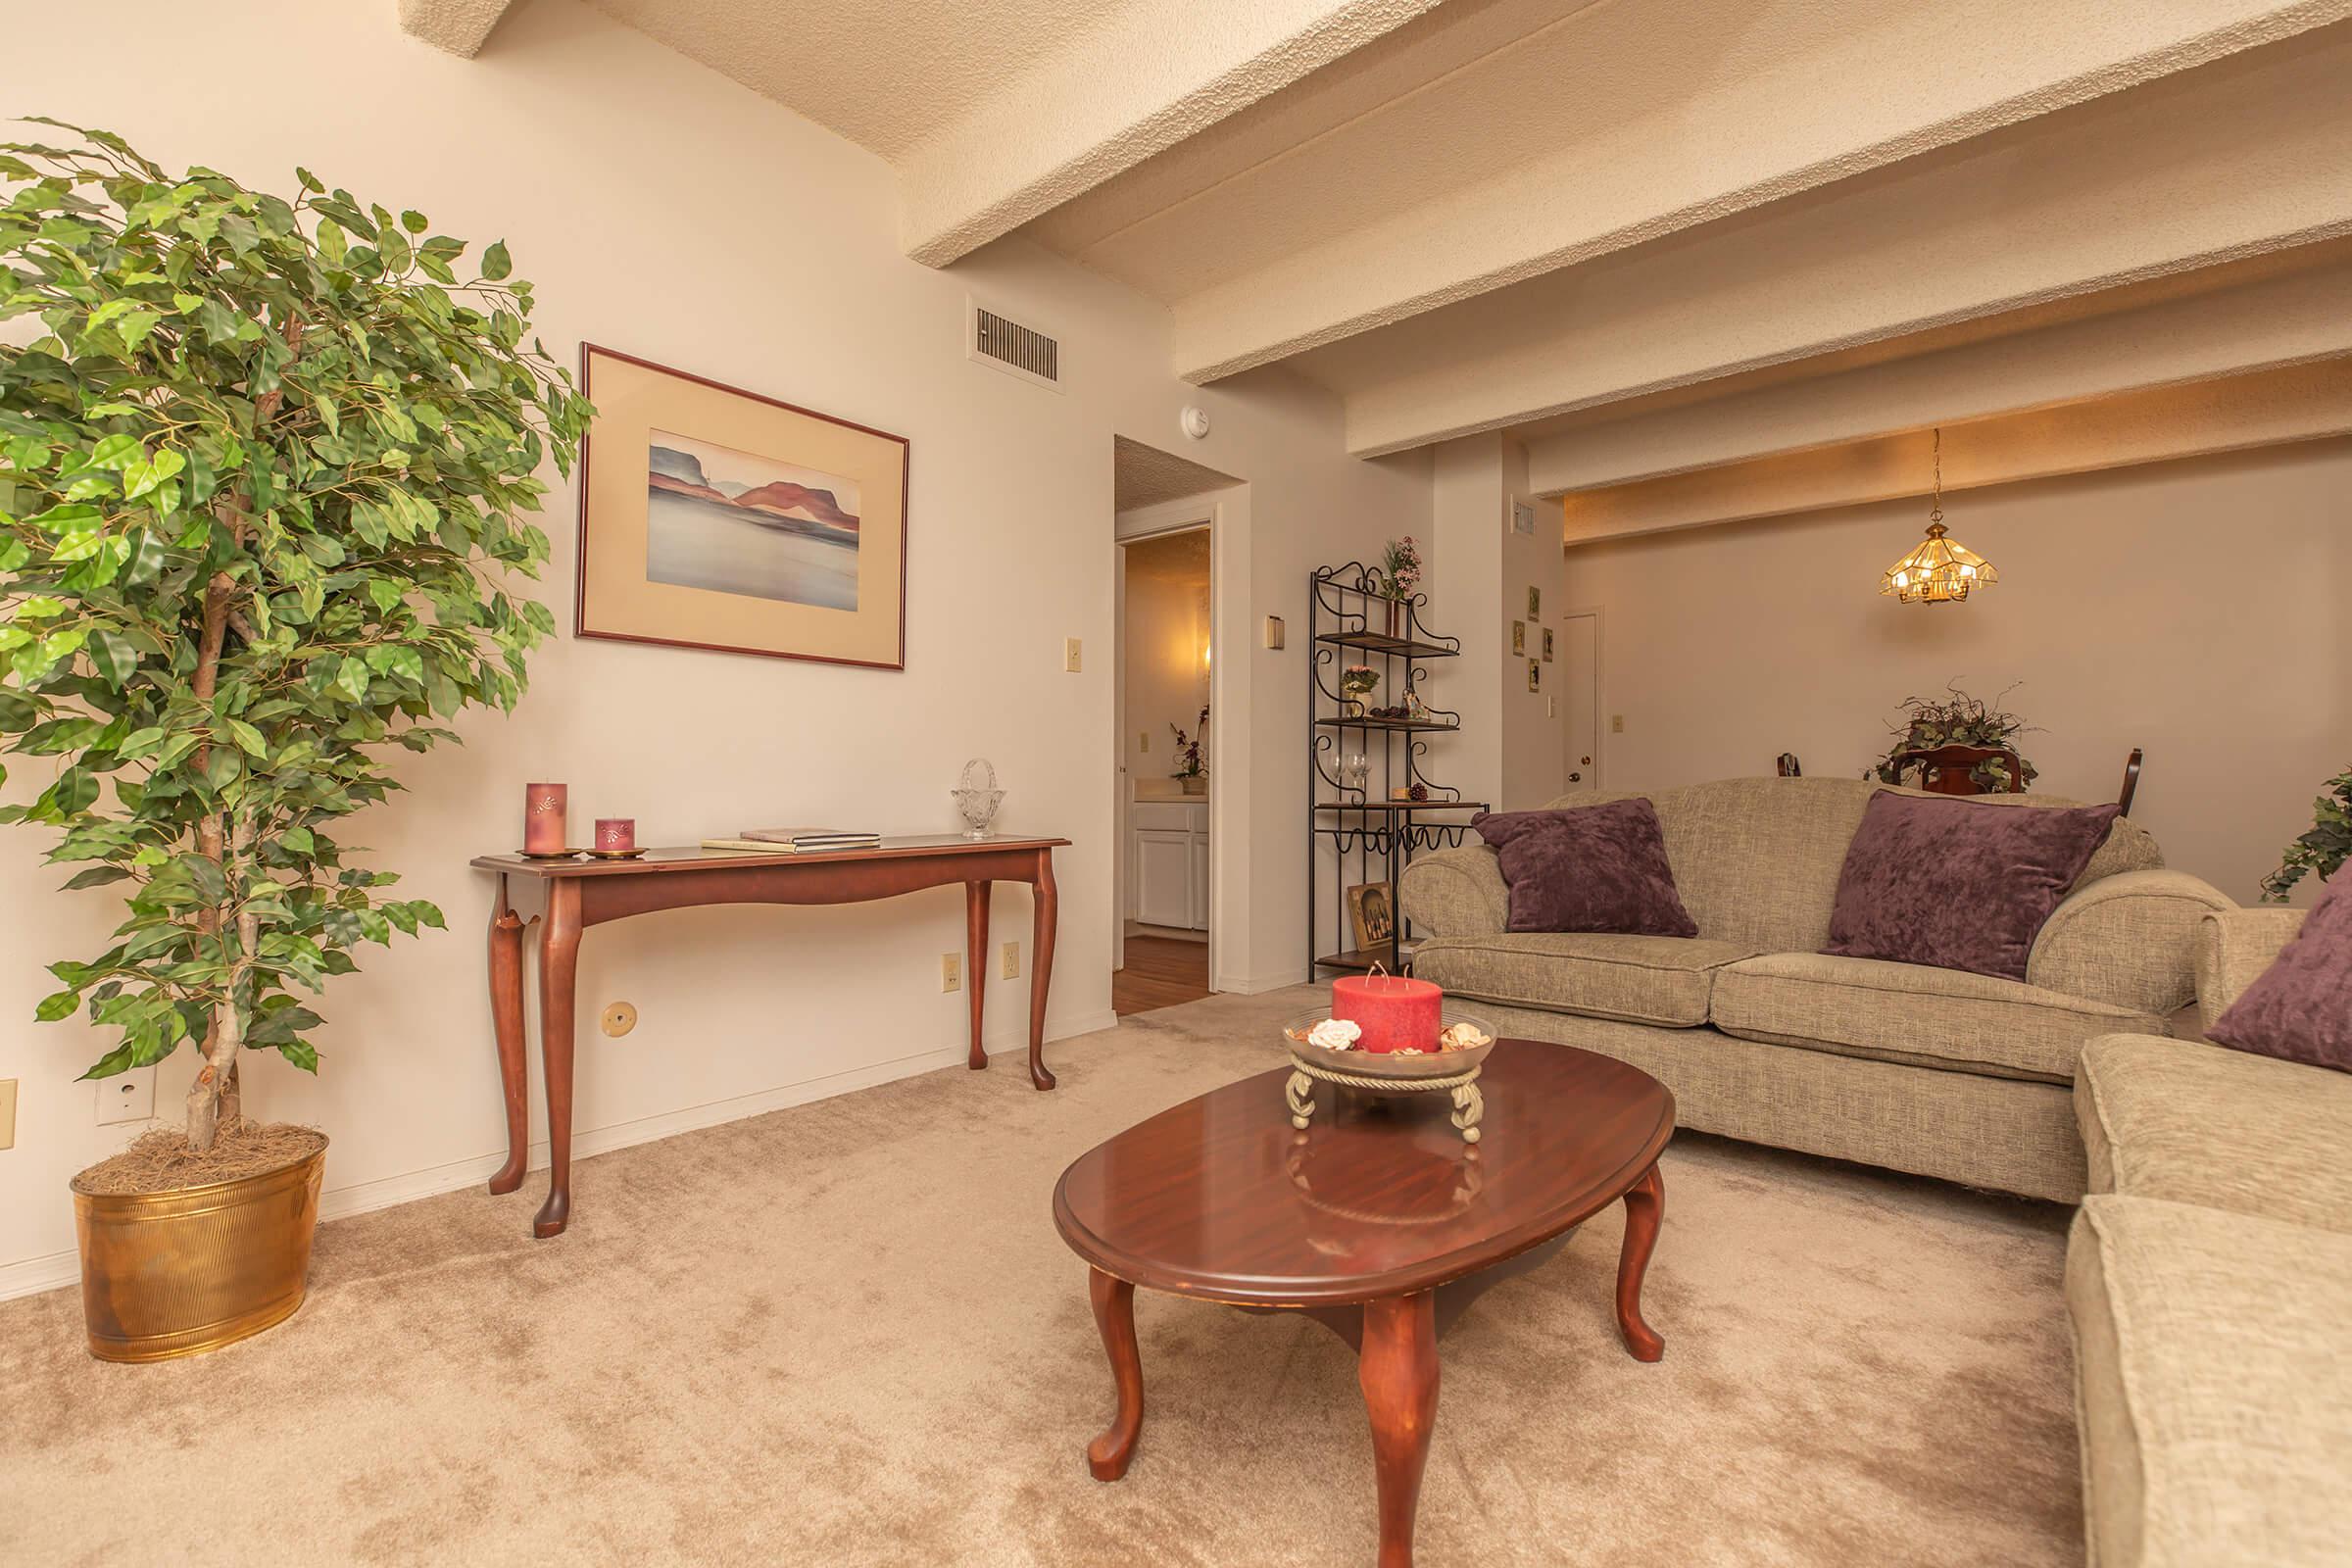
2027,869,2233,1019
2193,906,2307,1034
1399,846,1508,939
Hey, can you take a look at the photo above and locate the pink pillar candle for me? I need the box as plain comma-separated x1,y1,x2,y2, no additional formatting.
523,782,567,855
595,818,636,854
1331,973,1443,1054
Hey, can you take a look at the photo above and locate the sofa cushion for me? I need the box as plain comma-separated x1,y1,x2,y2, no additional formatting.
1471,799,1698,937
2067,1196,2352,1568
2207,872,2352,1073
1823,791,2122,981
1711,952,2166,1083
2077,1034,2352,1235
1407,932,1760,1028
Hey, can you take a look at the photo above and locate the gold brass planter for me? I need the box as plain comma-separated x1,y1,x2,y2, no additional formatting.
71,1143,325,1363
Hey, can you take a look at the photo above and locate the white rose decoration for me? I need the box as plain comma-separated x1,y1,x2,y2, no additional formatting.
1307,1018,1363,1052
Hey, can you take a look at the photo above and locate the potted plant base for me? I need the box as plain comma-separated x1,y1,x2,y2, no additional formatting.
72,1123,327,1362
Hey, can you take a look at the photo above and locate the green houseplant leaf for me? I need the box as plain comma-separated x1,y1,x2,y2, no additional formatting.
0,126,591,1151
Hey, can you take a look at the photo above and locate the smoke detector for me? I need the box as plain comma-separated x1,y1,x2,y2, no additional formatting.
1179,406,1210,441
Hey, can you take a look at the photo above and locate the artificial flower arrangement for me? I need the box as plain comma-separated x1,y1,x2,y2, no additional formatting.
1375,536,1423,601
1340,664,1381,700
1169,705,1208,779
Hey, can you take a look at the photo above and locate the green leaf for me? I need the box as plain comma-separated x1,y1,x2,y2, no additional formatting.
84,629,138,686
480,240,512,280
275,1040,320,1073
34,989,79,1022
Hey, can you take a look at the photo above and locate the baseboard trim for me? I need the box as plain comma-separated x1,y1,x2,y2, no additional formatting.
1216,969,1309,996
0,1008,1119,1304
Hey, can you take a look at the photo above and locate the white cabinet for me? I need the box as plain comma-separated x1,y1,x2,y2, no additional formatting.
1130,800,1209,930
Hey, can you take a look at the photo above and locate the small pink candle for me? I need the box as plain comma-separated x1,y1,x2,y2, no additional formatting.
595,817,635,854
1331,973,1443,1054
523,782,567,855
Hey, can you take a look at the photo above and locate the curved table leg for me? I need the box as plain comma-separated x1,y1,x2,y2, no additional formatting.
1027,853,1058,1090
1360,1292,1439,1568
965,880,990,1071
1616,1160,1665,1362
1087,1269,1143,1481
486,880,529,1196
533,881,582,1240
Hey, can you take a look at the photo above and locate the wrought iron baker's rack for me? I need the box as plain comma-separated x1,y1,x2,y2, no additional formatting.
1308,563,1484,974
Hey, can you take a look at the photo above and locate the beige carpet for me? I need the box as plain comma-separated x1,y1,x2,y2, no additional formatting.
0,988,2080,1566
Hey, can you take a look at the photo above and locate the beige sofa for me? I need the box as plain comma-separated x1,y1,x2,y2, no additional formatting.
2067,907,2352,1567
1397,777,2232,1200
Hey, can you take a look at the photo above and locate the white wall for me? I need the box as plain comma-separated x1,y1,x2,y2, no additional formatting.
0,0,1429,1292
1564,439,2352,904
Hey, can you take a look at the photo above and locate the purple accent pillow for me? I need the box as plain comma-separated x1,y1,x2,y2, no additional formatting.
1472,799,1698,937
1822,792,2122,982
2209,875,2352,1073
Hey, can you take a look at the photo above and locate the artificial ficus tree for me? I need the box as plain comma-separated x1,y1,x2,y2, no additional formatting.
0,123,588,1152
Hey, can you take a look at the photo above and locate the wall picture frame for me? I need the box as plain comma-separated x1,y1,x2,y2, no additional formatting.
1527,585,1542,619
575,344,909,668
1543,626,1554,662
1528,658,1542,691
1346,881,1396,952
1511,619,1526,655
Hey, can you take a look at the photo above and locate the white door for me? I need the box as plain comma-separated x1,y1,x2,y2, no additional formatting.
1560,612,1599,793
1134,830,1195,928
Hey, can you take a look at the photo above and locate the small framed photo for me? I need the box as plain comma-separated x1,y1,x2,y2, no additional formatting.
1543,627,1554,662
1511,619,1526,655
1528,659,1542,692
1527,585,1542,619
1346,882,1396,952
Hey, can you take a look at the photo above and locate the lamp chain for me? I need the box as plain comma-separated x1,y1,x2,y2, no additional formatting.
1930,426,1943,525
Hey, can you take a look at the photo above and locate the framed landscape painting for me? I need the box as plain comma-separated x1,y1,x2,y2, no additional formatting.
574,345,908,667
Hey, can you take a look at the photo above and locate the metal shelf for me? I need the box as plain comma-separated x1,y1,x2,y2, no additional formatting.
1313,629,1461,659
1312,716,1462,734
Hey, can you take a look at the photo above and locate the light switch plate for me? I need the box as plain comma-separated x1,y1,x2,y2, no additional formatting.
1611,714,1626,733
0,1078,16,1151
97,1066,155,1126
1063,637,1083,672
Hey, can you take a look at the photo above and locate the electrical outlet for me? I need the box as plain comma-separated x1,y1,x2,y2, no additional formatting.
1002,941,1021,980
941,952,962,992
0,1078,16,1151
1063,637,1083,673
1611,714,1626,734
96,1066,155,1126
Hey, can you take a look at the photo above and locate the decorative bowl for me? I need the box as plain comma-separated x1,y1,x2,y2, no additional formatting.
1281,1004,1496,1081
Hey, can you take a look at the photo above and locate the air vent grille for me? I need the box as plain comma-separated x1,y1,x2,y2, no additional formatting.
975,307,1058,385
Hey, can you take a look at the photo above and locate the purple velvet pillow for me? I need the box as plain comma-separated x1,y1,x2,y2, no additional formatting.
1822,792,2122,982
2209,875,2352,1073
1472,799,1698,937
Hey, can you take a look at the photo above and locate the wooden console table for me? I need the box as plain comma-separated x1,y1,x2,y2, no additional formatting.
471,834,1068,1238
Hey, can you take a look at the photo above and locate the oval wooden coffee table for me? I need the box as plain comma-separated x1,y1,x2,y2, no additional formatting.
1053,1038,1674,1567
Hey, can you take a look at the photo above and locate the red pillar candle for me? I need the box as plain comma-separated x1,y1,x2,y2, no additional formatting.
1331,972,1443,1054
594,817,635,854
523,782,567,855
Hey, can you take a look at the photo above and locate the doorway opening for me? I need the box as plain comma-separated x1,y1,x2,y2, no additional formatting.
1558,608,1601,795
1112,436,1239,1016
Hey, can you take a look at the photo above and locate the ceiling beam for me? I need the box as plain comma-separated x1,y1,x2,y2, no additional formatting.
395,0,518,58
1171,0,2352,386
897,0,1446,269
1556,361,2352,545
1525,250,2352,495
1328,27,2352,458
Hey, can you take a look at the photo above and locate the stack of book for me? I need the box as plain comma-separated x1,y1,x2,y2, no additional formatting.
701,827,884,853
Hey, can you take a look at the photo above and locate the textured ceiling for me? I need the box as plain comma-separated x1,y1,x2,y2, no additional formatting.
581,0,1146,160
1113,436,1238,513
457,0,2352,484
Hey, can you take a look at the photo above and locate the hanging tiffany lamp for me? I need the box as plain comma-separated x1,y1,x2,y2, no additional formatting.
1882,428,1997,605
